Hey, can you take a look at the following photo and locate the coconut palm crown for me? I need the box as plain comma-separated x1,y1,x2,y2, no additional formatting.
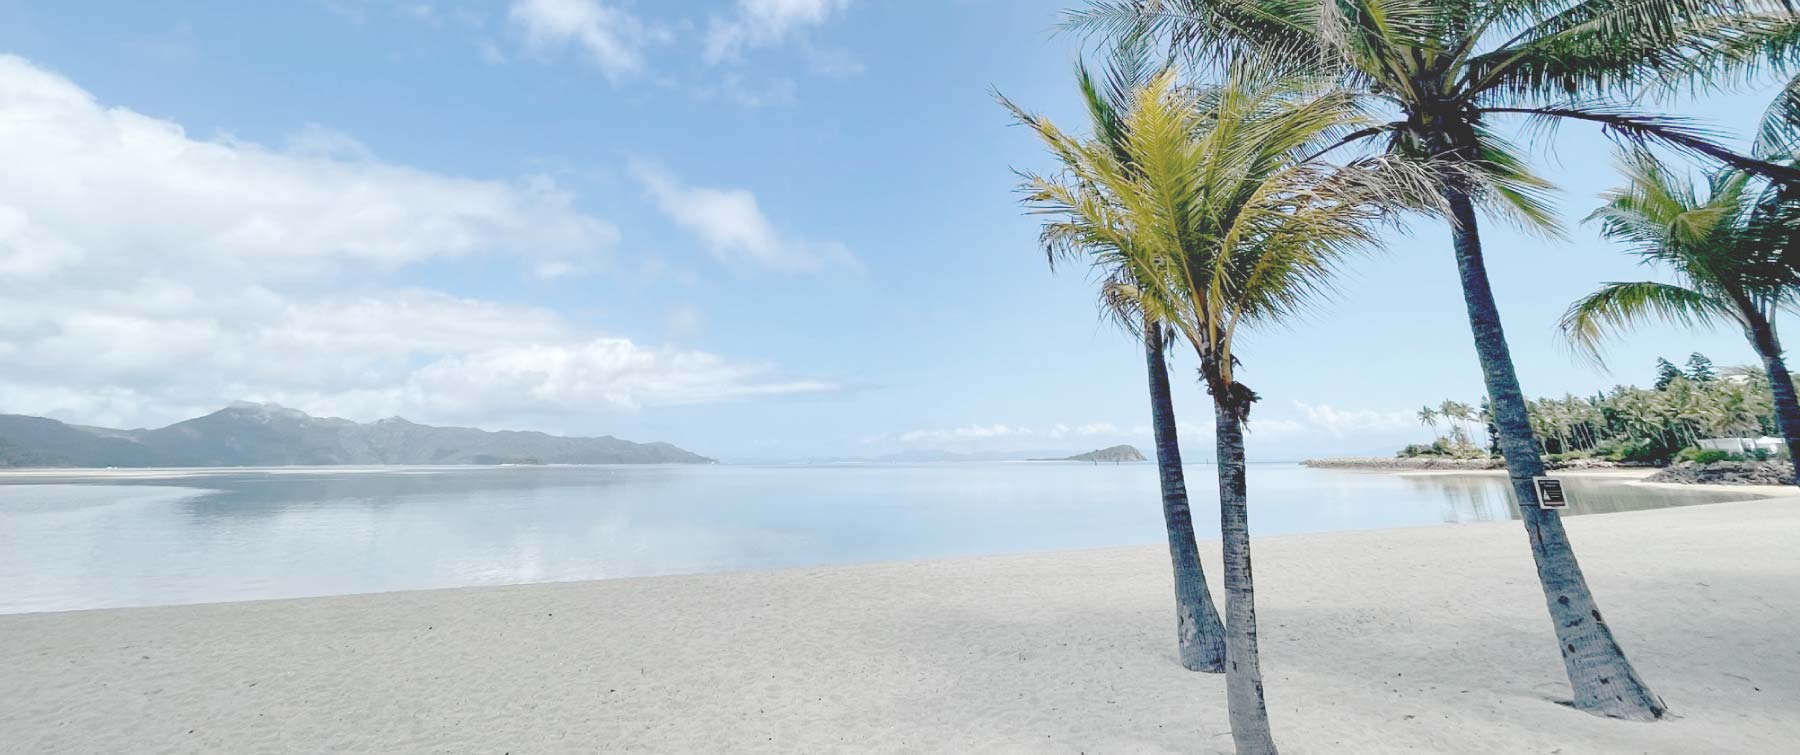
1562,150,1800,479
1003,64,1434,755
1035,44,1234,674
1069,0,1800,195
1004,68,1431,414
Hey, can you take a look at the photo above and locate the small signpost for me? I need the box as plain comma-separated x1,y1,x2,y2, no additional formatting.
1532,476,1569,510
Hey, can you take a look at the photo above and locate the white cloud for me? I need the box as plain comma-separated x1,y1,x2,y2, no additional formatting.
327,335,837,418
1046,422,1130,440
282,123,377,161
1250,418,1307,436
630,160,858,272
705,0,854,64
508,0,667,80
1290,401,1414,437
891,406,1401,452
702,73,799,108
894,421,1156,447
665,306,704,338
899,425,1034,444
0,55,831,430
803,44,863,78
0,55,615,281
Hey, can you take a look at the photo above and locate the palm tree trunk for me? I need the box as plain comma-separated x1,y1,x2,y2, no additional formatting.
1444,187,1666,721
1214,395,1277,754
1144,322,1227,671
1743,314,1800,484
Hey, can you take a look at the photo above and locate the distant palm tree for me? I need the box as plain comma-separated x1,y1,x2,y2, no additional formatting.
1561,151,1800,481
1027,47,1230,672
1417,406,1439,435
1439,399,1477,446
1064,0,1800,720
1007,66,1429,754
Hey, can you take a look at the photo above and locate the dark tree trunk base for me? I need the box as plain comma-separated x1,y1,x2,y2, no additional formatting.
1751,333,1800,487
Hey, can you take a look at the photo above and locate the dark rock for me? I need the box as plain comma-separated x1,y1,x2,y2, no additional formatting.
1644,460,1795,485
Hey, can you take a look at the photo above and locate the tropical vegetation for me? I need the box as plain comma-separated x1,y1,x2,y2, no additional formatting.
1066,0,1800,723
1023,47,1230,674
1560,152,1800,482
1406,355,1788,463
1006,60,1431,754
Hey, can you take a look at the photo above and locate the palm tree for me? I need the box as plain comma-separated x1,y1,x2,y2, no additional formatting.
1417,405,1440,439
1441,399,1478,447
1007,65,1430,754
1065,0,1800,720
1037,49,1231,672
1561,151,1800,481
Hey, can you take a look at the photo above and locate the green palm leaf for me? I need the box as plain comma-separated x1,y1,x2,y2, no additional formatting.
1560,280,1736,362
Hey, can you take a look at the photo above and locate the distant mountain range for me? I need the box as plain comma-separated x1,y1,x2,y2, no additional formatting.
0,403,713,468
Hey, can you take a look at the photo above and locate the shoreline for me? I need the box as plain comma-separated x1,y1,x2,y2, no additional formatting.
1301,455,1659,473
5,496,1797,753
1403,466,1800,495
1321,460,1800,498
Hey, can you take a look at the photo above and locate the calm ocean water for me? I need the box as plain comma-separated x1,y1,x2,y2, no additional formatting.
0,462,1762,614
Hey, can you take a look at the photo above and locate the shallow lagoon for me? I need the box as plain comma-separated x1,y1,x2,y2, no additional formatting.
0,463,1761,613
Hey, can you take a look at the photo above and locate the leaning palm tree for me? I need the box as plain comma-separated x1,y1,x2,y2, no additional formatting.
1440,399,1477,446
1068,0,1800,720
1561,151,1800,480
1006,65,1432,754
1417,405,1440,437
1045,47,1231,673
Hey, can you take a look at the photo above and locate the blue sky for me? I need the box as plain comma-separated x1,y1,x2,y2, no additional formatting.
0,0,1783,462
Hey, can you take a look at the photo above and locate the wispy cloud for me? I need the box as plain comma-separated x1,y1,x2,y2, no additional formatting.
704,0,854,64
1290,401,1414,437
359,1,859,103
1045,422,1133,440
630,159,858,273
898,424,1035,444
507,0,668,80
886,403,1407,451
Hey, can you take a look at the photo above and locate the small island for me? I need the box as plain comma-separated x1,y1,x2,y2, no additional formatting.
1035,444,1147,463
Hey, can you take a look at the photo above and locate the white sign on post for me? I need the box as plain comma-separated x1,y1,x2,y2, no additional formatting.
1533,476,1568,510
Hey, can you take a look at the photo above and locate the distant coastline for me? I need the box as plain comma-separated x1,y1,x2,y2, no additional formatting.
0,403,712,468
1301,456,1631,471
1300,455,1800,486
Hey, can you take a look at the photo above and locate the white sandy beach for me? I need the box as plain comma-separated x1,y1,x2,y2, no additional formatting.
3,493,1797,753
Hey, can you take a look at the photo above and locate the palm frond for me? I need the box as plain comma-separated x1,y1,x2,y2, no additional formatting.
1559,280,1736,363
1487,103,1800,182
1756,71,1800,158
1465,0,1791,100
1007,55,1417,399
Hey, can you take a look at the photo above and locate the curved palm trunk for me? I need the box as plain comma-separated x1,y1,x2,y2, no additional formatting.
1743,313,1800,484
1145,322,1228,672
1446,188,1666,721
1214,397,1277,754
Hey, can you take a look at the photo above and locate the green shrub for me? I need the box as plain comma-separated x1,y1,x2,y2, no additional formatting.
1605,441,1669,465
1676,447,1745,464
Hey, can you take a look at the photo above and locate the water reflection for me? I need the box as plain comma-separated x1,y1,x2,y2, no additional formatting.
1394,473,1762,523
0,464,1769,613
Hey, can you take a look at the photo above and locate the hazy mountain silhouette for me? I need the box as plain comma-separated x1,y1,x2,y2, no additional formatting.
0,403,712,467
